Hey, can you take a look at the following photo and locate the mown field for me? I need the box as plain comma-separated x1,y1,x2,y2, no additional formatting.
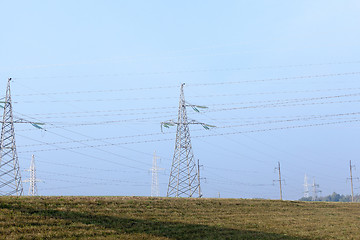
0,197,359,239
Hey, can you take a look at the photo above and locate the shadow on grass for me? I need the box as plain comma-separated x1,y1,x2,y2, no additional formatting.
1,202,308,240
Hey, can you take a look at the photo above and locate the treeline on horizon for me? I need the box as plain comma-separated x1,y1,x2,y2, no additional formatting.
299,192,360,202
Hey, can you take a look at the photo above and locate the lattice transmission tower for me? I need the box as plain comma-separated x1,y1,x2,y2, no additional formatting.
0,78,23,196
161,83,214,198
311,178,321,201
150,151,164,197
24,155,40,196
303,174,309,198
0,78,44,196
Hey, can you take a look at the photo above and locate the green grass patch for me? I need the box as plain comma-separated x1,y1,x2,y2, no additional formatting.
0,196,359,239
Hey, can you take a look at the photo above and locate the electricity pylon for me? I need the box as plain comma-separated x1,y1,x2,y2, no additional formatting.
161,83,214,198
0,78,44,196
150,151,164,197
24,155,40,196
311,178,321,201
0,78,23,196
303,174,309,198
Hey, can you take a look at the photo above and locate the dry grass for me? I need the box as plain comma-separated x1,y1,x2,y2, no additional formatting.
0,196,359,239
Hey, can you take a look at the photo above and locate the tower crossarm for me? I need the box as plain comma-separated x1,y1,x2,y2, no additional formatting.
161,119,215,132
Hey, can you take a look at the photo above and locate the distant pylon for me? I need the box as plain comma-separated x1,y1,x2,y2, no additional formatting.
162,83,214,197
150,151,164,197
312,178,321,201
304,174,309,198
0,78,23,196
24,155,40,196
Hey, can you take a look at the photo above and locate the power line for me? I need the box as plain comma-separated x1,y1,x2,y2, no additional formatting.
192,119,360,139
21,109,177,120
16,112,360,148
36,158,143,173
13,86,360,99
12,89,360,104
18,132,172,147
196,106,341,180
12,61,360,80
13,85,179,96
215,112,360,129
10,85,360,117
15,98,360,128
12,112,155,168
38,170,147,184
16,96,360,130
17,133,149,170
10,91,360,123
17,119,360,154
14,96,178,104
48,129,152,167
24,106,177,116
38,176,149,187
20,114,176,128
189,71,360,87
208,99,360,113
13,107,173,167
13,100,360,131
18,111,358,148
204,169,272,187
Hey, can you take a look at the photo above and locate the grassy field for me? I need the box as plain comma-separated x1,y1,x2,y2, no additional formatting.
0,197,359,239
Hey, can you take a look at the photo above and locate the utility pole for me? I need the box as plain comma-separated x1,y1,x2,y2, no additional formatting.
24,155,40,196
0,78,23,196
304,174,309,198
150,151,163,197
197,159,202,198
274,162,283,200
349,160,356,202
161,83,214,198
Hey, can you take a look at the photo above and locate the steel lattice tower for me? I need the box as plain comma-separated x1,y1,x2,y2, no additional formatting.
164,84,206,198
312,178,321,201
0,78,23,196
303,174,309,198
150,151,163,197
24,155,39,196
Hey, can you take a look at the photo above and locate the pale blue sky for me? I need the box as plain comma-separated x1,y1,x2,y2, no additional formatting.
1,1,360,199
